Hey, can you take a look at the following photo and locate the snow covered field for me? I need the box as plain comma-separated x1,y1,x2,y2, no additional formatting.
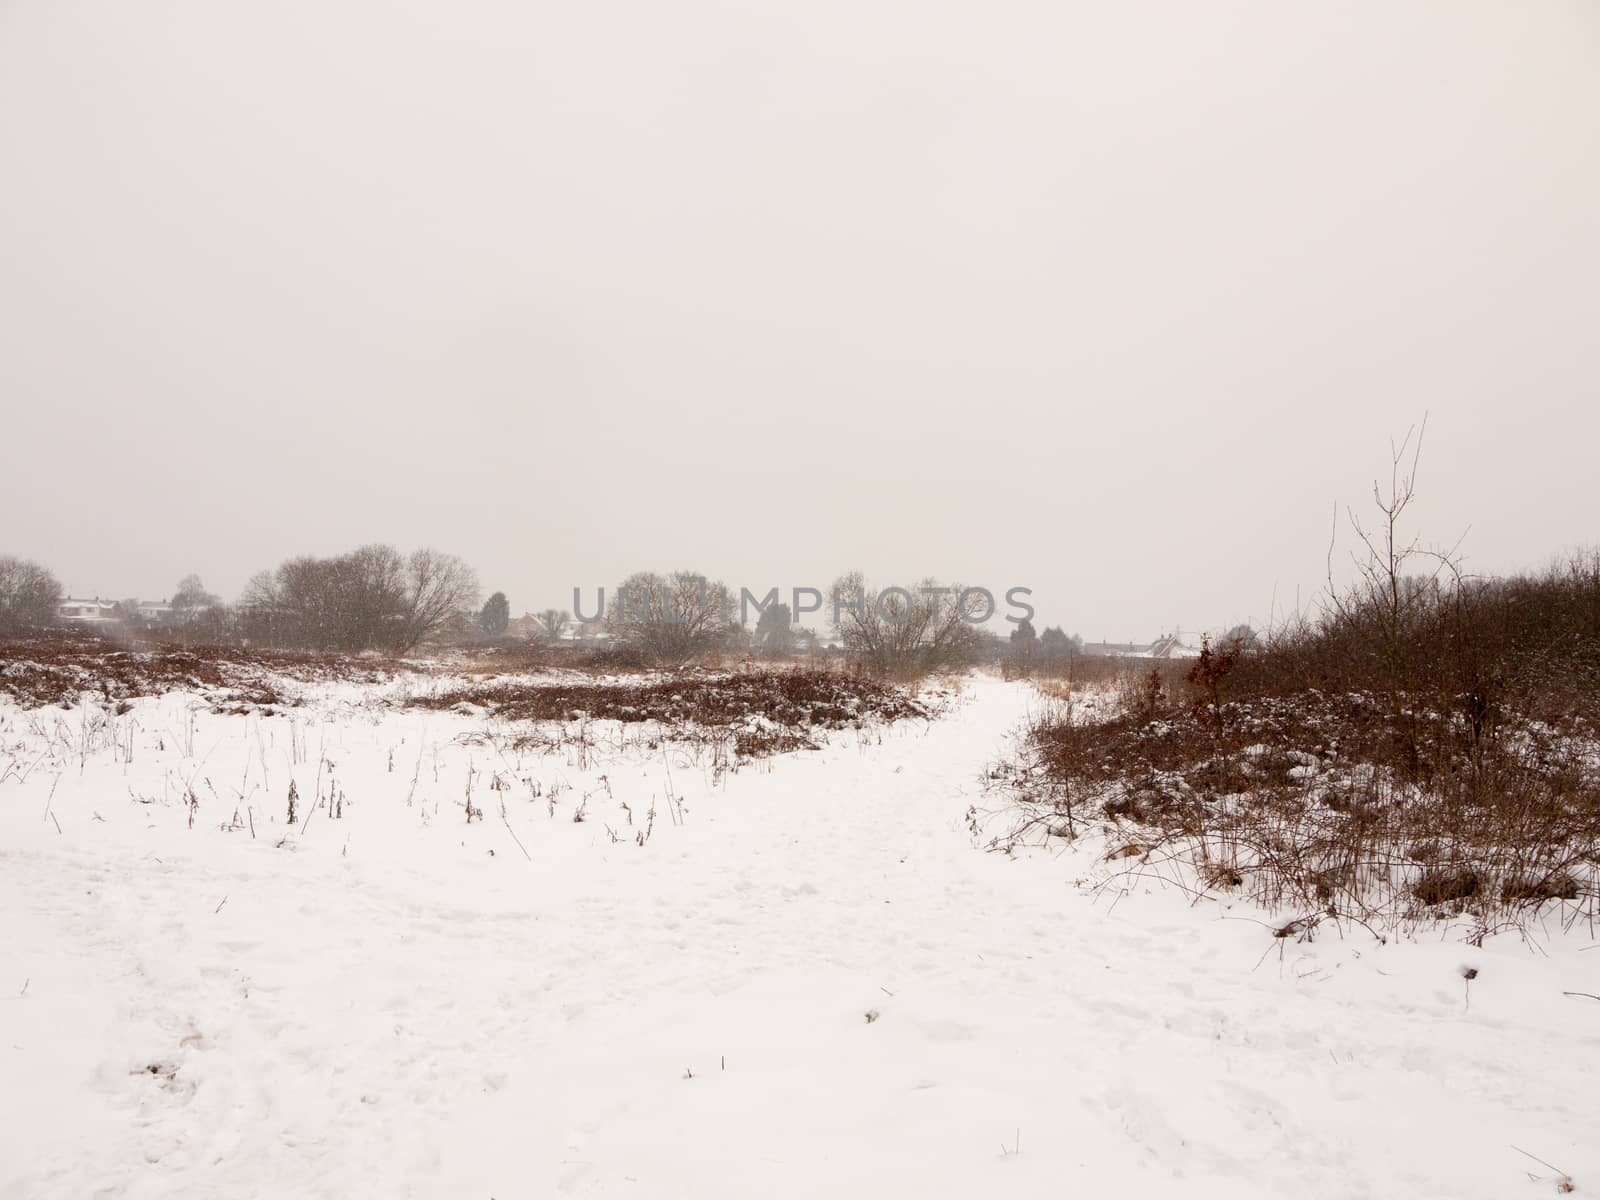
3,671,1598,1199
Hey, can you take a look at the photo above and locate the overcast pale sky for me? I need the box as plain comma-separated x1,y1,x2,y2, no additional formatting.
2,1,1596,639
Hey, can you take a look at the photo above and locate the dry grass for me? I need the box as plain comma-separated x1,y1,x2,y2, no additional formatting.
409,668,930,760
0,632,396,711
991,554,1600,939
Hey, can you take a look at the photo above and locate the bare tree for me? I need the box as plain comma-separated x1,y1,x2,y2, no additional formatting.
536,608,571,642
0,556,61,632
1324,416,1463,718
171,573,221,616
257,545,402,649
341,544,409,648
240,570,278,610
237,545,476,652
830,572,984,679
395,548,479,653
610,570,733,664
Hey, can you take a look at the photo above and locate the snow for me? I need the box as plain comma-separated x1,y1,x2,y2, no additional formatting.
3,674,1598,1198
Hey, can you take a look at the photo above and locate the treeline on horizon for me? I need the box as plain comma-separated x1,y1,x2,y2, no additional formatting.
0,547,1092,676
0,546,480,655
5,537,1596,685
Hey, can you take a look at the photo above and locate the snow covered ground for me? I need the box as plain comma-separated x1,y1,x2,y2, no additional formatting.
3,672,1598,1198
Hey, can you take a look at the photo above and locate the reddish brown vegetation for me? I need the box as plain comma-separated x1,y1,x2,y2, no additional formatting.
409,668,928,757
0,632,390,711
996,553,1600,936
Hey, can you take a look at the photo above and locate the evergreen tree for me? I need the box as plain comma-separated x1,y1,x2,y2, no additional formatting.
755,602,794,656
479,591,510,636
1039,626,1082,661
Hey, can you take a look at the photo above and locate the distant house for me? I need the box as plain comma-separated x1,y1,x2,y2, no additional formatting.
505,614,543,640
57,597,119,625
1080,634,1202,660
135,600,175,622
1144,634,1201,660
502,613,605,644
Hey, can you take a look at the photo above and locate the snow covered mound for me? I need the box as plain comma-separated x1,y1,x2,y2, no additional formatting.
2,674,1597,1198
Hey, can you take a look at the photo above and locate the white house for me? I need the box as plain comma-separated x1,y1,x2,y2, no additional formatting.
57,597,119,625
1080,633,1204,660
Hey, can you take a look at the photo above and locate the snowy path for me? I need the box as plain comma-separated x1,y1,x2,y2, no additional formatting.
3,676,1598,1198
